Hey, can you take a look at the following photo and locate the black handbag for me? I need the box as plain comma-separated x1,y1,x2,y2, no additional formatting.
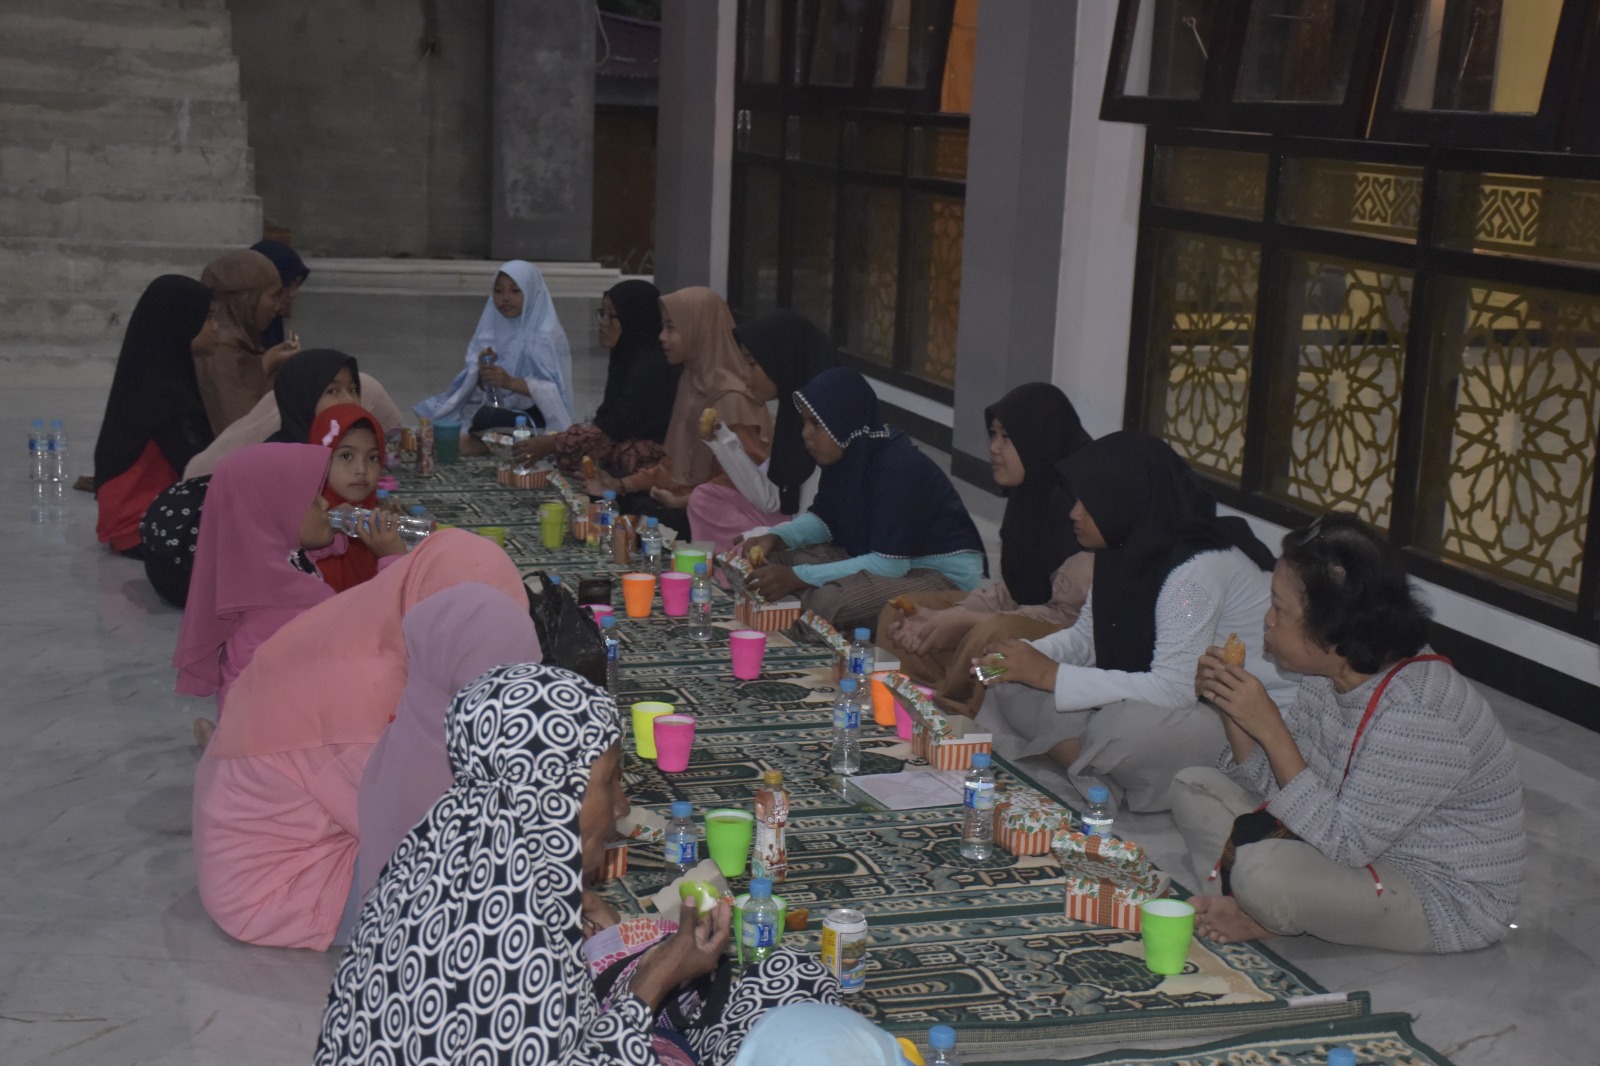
525,572,607,688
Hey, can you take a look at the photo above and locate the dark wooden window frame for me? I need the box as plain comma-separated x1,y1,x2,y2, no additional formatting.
1126,127,1600,638
731,0,967,404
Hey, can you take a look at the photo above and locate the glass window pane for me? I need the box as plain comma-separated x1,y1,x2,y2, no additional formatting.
1279,157,1423,241
844,116,905,174
1416,278,1600,600
1141,231,1261,484
790,173,837,332
1120,0,1218,100
735,166,781,316
1397,0,1561,114
940,0,978,113
809,0,870,87
904,193,964,386
1151,146,1269,220
1263,256,1413,527
875,0,938,89
736,108,785,157
909,125,968,183
1436,171,1600,268
742,0,783,84
1235,0,1369,104
791,113,841,165
839,184,902,366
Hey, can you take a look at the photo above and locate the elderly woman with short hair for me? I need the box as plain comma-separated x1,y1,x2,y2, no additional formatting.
1175,512,1526,954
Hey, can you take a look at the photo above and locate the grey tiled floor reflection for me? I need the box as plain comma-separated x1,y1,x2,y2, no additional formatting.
0,291,1593,1064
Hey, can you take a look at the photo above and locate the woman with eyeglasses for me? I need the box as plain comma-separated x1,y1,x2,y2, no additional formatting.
512,280,682,477
1175,511,1525,953
975,431,1297,813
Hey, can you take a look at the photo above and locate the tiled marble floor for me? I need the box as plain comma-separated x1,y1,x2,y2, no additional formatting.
1,291,1595,1064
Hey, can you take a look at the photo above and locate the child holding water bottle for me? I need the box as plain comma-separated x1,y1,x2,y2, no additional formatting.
303,404,409,592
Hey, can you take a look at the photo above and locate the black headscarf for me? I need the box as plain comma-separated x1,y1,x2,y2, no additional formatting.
985,383,1093,605
1062,431,1275,673
251,240,309,349
265,349,359,444
734,310,841,514
94,275,215,486
798,368,985,564
590,280,681,444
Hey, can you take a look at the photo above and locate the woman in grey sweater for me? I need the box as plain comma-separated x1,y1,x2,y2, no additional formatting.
1176,512,1525,954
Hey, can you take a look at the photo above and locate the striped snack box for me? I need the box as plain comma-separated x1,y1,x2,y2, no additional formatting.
883,672,993,769
798,610,851,681
994,792,1076,856
1054,831,1170,932
600,838,630,881
735,595,803,631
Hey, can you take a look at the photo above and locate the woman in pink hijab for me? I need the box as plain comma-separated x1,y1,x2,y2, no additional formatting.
172,443,337,717
192,529,528,951
352,582,541,906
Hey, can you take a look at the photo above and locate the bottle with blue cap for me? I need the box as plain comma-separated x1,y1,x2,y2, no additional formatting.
1082,785,1114,838
595,490,618,561
960,752,995,860
742,876,779,966
601,615,621,692
509,414,532,476
847,626,874,686
927,1023,962,1064
664,800,698,874
830,677,862,775
1326,1049,1355,1066
688,561,714,640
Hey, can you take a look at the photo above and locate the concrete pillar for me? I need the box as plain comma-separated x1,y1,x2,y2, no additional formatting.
491,0,595,261
654,0,736,294
948,0,1080,484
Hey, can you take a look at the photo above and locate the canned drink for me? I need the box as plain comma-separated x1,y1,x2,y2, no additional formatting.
820,908,868,994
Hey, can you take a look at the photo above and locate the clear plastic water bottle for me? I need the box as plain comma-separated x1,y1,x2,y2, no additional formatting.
741,877,779,967
1082,785,1114,839
602,615,621,692
481,350,503,408
688,562,713,640
46,419,68,483
27,418,45,483
830,677,862,776
928,1024,963,1065
596,490,617,561
664,800,698,875
847,627,874,688
328,507,434,546
509,414,532,477
960,753,995,860
640,516,663,574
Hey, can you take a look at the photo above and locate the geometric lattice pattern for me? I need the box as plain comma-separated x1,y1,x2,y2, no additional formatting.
910,194,963,386
842,183,902,367
1281,158,1423,241
1422,279,1600,599
1148,231,1261,483
1439,172,1600,267
1268,257,1413,527
1152,146,1269,221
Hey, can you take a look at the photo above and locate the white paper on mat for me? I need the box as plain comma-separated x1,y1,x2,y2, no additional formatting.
850,769,967,810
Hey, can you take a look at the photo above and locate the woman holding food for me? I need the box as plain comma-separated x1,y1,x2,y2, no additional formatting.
976,431,1296,812
1174,512,1524,954
582,286,772,538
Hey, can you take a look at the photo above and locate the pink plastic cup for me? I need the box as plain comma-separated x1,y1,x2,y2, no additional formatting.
729,630,767,680
587,604,615,625
660,571,692,616
652,714,696,773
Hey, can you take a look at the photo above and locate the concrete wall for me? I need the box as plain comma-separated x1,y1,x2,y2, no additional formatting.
226,0,492,258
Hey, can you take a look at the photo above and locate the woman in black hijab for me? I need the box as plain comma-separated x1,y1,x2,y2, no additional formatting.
251,240,310,350
94,275,218,555
512,279,681,477
264,349,360,443
976,431,1299,813
878,383,1094,714
686,309,841,554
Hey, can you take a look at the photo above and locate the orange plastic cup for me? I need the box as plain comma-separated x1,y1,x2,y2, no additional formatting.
869,671,898,727
621,573,656,618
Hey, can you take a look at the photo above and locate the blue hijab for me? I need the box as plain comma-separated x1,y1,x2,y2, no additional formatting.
797,367,985,565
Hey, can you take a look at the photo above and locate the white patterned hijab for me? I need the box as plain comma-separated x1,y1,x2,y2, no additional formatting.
316,663,651,1065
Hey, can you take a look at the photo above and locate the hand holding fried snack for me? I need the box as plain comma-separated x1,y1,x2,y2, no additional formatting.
888,595,918,617
698,407,718,439
1221,632,1247,666
747,544,766,567
582,455,598,480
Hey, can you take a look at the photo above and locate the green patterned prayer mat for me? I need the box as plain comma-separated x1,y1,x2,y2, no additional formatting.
1004,1010,1453,1066
401,460,1369,1051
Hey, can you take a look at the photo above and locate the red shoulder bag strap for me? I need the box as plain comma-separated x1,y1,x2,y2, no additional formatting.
1338,653,1452,793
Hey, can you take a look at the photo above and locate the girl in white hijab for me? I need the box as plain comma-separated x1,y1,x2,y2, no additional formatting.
415,260,575,442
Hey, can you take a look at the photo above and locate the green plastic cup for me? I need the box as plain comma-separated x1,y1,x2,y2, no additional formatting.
434,422,461,464
705,808,755,878
673,548,707,575
1140,899,1196,975
539,502,567,550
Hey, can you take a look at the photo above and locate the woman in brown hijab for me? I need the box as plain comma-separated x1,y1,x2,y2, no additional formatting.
584,287,772,520
196,249,300,433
